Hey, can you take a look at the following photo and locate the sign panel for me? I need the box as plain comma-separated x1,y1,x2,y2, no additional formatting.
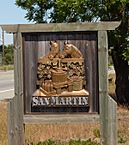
23,32,98,113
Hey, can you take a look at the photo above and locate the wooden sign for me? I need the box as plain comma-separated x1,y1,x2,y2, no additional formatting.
1,22,120,145
0,22,119,114
22,31,98,113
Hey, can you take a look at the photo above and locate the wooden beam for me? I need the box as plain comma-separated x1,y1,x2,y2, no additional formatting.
1,22,120,33
1,25,17,33
24,114,99,124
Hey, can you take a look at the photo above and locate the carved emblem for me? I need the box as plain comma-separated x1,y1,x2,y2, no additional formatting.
33,41,89,97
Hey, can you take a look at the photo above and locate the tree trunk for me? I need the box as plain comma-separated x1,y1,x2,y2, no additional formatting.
111,49,129,106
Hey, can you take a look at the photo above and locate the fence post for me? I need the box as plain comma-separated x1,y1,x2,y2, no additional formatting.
98,30,117,145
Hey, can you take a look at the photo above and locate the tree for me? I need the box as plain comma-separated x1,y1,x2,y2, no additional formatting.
15,0,129,106
15,0,53,23
3,45,14,65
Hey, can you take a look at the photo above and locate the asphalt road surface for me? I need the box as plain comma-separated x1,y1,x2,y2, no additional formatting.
0,70,14,100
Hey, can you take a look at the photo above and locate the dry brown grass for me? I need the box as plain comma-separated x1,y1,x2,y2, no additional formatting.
25,123,99,144
1,101,129,145
0,102,8,145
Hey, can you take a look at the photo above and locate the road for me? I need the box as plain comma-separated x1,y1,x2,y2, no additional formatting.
0,70,14,100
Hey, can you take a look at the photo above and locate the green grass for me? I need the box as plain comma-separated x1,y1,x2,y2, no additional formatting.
29,139,100,145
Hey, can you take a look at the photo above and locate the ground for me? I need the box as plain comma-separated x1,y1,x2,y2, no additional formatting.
0,101,129,145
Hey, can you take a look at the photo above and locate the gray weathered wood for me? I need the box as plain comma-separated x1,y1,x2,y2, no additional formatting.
14,27,25,145
98,30,109,145
24,114,99,124
1,22,120,33
107,95,117,145
7,98,16,145
98,31,117,145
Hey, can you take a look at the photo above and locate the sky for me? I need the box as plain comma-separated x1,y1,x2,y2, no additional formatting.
0,0,32,45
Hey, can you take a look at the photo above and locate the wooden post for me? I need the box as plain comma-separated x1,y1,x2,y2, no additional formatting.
107,95,117,145
13,25,25,145
7,98,16,145
98,31,117,145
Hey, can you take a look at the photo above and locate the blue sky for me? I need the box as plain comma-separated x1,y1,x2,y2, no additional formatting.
0,0,32,44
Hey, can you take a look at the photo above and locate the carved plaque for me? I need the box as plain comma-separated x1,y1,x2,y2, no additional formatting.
32,41,89,112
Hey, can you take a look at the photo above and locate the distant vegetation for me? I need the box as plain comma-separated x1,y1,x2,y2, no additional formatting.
0,65,14,71
0,44,14,67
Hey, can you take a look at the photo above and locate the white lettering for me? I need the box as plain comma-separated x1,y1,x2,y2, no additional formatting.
78,97,82,105
73,97,79,105
51,97,59,105
32,96,88,106
65,97,72,105
59,97,66,105
51,97,56,105
32,97,39,106
81,97,88,105
44,98,50,105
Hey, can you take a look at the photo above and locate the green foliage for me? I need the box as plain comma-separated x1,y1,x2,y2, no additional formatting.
122,45,129,61
118,130,127,144
15,0,53,23
30,139,57,145
1,44,14,65
69,139,100,145
29,139,100,145
50,0,95,23
93,129,100,138
37,139,56,145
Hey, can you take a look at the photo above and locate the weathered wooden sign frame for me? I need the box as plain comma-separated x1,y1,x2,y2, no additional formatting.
1,22,120,145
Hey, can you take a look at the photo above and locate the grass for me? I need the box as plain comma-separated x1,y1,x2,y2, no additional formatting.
25,123,100,144
0,102,8,145
29,139,100,145
1,102,129,145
